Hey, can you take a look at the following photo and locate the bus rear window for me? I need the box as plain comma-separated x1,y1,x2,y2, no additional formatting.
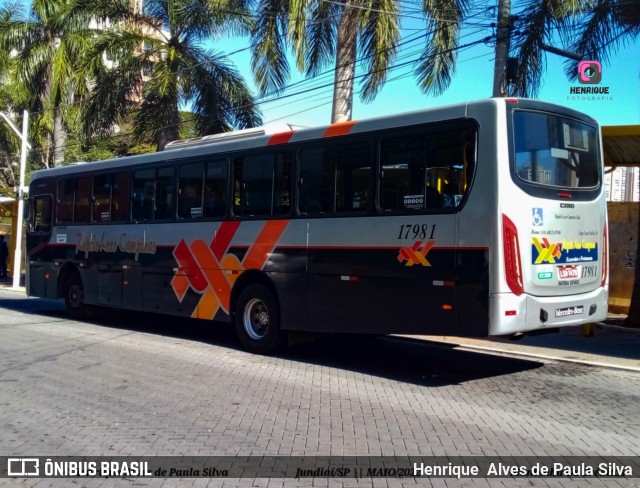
513,111,599,189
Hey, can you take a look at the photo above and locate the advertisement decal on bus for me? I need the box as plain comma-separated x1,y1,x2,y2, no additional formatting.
171,220,289,319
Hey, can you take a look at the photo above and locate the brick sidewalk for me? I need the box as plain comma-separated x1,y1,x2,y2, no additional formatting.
2,285,638,371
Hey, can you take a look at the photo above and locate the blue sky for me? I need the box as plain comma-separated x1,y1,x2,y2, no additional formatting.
6,0,639,129
226,40,639,129
217,14,640,129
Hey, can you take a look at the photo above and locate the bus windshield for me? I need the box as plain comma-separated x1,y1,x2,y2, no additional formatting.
513,110,600,189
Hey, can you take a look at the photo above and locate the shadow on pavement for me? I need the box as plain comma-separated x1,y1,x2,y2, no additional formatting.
282,335,544,387
2,295,544,387
486,325,640,361
0,296,64,315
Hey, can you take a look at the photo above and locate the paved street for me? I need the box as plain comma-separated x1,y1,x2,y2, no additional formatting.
1,289,639,487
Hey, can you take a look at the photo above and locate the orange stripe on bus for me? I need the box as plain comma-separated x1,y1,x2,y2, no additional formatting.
212,221,241,261
191,239,233,312
243,220,289,270
323,121,356,138
194,289,220,319
171,220,289,318
268,131,295,145
174,240,208,292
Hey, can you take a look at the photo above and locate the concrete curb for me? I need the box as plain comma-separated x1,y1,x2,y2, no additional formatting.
429,339,640,373
397,323,640,374
0,285,26,294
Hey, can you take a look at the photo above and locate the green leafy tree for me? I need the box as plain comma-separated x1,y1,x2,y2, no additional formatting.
0,40,20,188
76,0,262,151
0,0,95,166
251,0,469,123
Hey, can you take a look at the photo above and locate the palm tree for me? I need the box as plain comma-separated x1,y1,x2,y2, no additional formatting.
76,0,262,151
0,0,93,167
0,27,20,187
251,0,469,123
509,0,639,97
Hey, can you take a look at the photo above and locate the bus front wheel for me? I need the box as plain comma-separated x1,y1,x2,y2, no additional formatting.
234,285,284,354
64,273,87,319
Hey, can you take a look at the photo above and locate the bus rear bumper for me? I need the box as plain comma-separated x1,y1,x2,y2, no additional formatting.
489,286,609,336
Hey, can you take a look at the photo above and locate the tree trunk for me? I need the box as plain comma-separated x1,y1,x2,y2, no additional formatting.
156,109,181,151
52,108,67,167
492,0,511,96
331,5,358,124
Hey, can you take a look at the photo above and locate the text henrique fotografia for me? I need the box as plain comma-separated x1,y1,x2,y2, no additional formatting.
567,60,613,102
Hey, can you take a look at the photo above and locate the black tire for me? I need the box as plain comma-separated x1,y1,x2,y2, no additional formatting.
64,272,88,319
234,284,285,354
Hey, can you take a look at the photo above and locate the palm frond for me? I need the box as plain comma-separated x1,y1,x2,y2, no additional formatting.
134,88,181,148
509,0,559,97
304,0,337,76
415,0,468,96
251,0,291,95
287,0,311,71
358,0,400,101
183,49,262,134
563,0,639,80
205,0,255,36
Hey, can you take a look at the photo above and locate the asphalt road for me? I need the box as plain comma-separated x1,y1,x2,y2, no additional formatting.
1,290,639,487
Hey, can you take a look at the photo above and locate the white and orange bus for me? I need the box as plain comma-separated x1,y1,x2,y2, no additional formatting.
25,98,608,353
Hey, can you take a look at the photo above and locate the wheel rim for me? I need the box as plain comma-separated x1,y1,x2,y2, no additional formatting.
242,297,269,341
68,283,84,310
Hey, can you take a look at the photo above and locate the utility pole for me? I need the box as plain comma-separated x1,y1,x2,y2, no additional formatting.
492,0,512,97
331,3,358,123
0,110,30,289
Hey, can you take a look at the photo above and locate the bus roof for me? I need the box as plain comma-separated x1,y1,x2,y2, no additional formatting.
29,98,596,182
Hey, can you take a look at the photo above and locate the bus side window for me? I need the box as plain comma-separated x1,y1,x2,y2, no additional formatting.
274,152,292,215
427,129,476,207
380,126,476,211
74,176,91,223
31,196,52,233
298,146,335,215
204,160,228,218
132,169,155,221
92,174,112,222
57,178,74,223
380,135,428,211
336,142,371,213
155,166,175,220
234,154,274,217
179,162,204,219
111,171,130,222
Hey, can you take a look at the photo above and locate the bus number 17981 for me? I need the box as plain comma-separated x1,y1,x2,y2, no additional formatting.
397,224,436,240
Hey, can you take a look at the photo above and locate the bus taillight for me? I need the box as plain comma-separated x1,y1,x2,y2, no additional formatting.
502,214,524,296
602,222,608,287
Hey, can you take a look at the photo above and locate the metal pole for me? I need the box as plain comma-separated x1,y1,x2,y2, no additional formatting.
540,43,582,61
12,110,28,289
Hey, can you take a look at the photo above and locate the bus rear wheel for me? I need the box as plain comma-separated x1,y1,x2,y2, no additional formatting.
65,273,87,319
234,284,284,354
